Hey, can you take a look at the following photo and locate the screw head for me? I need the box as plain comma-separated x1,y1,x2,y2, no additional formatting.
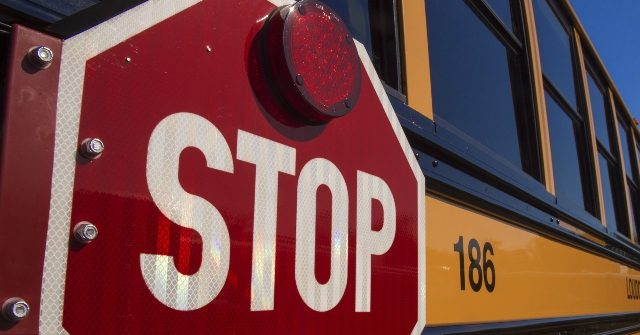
80,138,105,159
28,46,54,69
2,298,29,322
74,222,99,244
432,160,439,168
297,4,306,15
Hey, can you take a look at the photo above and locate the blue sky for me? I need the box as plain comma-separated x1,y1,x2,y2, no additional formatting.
570,0,640,121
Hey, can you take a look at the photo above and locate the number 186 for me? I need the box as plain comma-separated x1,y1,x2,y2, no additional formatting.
453,236,495,292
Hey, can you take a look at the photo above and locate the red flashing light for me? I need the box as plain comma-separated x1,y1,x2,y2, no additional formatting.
261,0,361,123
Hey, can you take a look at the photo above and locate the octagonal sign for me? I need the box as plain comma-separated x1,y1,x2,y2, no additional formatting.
40,0,425,333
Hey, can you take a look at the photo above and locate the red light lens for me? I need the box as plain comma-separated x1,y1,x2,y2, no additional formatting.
262,0,361,123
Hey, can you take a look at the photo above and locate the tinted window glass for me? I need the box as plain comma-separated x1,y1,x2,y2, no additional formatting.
325,0,402,91
586,72,610,150
324,0,373,52
628,185,640,240
637,144,640,173
369,0,402,90
428,0,522,168
618,120,634,179
546,93,585,209
599,154,619,232
533,0,576,108
0,0,98,23
484,0,512,30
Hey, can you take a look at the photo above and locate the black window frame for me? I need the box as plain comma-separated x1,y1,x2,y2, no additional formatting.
426,0,543,182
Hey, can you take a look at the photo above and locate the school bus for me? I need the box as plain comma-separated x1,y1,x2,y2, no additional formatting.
0,0,638,334
408,0,640,333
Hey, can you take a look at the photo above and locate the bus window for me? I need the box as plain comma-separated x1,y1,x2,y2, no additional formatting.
637,143,640,179
634,142,640,241
426,0,540,179
533,0,576,109
587,73,611,151
534,0,594,214
599,153,624,235
368,0,403,93
323,0,404,94
484,0,512,31
584,61,628,235
545,92,588,209
321,0,373,54
618,117,634,180
617,113,637,239
627,185,639,242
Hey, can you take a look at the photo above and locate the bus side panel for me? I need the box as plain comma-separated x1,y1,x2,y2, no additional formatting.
425,195,640,325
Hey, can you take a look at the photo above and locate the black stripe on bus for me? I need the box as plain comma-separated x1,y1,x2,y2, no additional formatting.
422,313,640,335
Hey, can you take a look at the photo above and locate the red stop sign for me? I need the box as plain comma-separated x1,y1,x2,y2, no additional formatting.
40,0,425,333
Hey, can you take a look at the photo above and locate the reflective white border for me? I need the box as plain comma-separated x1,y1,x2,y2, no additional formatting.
42,0,425,333
41,1,201,333
355,42,426,335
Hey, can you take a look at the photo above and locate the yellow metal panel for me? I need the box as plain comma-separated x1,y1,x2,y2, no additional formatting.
400,0,432,119
425,195,640,325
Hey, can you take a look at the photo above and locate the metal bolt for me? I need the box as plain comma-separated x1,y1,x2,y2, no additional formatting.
432,160,439,168
344,99,352,109
125,57,132,63
205,45,212,53
295,74,304,85
80,138,105,159
550,217,555,223
297,4,306,15
73,222,99,244
28,46,54,69
2,298,29,322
